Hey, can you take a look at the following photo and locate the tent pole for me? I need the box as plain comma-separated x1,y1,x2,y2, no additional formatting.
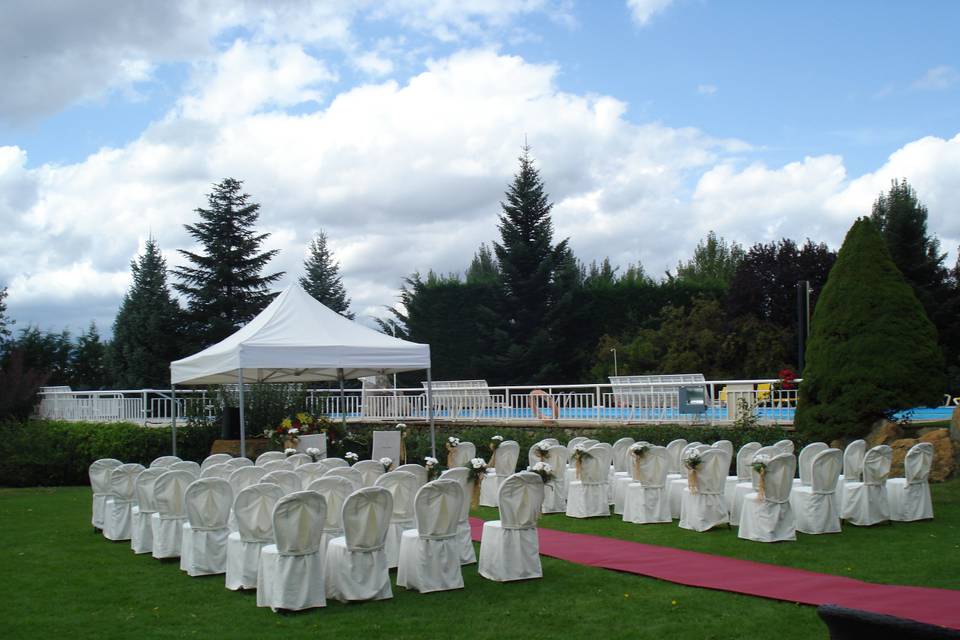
338,368,347,431
238,369,246,458
427,367,435,458
171,385,177,456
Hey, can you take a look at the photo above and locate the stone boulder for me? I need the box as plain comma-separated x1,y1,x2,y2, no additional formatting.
951,405,960,443
885,429,954,482
865,419,904,448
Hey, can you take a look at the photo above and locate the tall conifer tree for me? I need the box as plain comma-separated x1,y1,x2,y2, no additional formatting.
174,178,283,347
299,231,353,318
111,238,183,388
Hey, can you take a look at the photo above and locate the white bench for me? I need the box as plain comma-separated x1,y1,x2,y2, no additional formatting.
609,374,707,411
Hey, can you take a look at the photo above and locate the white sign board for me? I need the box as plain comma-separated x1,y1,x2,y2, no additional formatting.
296,433,327,457
372,431,402,464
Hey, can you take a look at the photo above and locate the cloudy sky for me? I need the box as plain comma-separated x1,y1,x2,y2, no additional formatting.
2,0,959,337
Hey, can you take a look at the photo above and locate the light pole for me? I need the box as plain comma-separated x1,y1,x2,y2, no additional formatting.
610,347,618,377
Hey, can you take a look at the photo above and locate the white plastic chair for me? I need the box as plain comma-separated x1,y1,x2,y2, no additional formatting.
257,491,327,612
395,463,428,487
150,455,181,468
374,470,420,568
738,453,797,542
256,451,286,466
397,479,465,593
103,463,145,541
679,448,731,532
169,460,200,477
354,460,387,487
541,445,569,513
439,467,476,564
565,444,612,518
730,445,780,524
260,470,301,495
307,476,355,553
479,440,520,507
791,448,842,534
842,445,893,526
131,467,166,554
888,443,934,522
201,453,233,472
180,478,233,576
89,458,122,530
611,437,635,515
225,483,283,591
796,442,829,486
323,466,364,490
478,472,544,582
150,469,194,559
325,487,393,603
623,445,671,524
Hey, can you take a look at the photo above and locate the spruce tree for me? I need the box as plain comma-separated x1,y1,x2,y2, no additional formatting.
493,147,571,383
174,178,283,347
111,238,184,388
299,230,353,318
795,217,944,442
70,322,108,389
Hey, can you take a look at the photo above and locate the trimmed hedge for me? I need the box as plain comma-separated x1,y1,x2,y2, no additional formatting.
0,420,219,487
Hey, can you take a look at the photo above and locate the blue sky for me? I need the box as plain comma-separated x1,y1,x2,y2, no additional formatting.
1,0,958,336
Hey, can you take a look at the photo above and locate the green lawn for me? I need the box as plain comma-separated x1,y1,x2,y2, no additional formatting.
0,481,956,639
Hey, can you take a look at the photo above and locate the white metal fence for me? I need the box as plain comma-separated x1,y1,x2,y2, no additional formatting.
34,379,799,426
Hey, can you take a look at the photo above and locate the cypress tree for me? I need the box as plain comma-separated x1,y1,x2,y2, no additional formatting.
795,217,944,442
110,238,184,388
299,230,353,318
174,178,284,347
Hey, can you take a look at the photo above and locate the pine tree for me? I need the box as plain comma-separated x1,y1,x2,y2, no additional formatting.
299,231,353,318
493,147,572,383
795,217,944,442
111,238,184,388
0,286,11,349
174,178,284,347
70,322,108,390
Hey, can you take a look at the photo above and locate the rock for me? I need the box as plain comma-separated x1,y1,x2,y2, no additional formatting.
918,429,955,482
210,438,273,460
889,438,917,478
865,419,903,448
951,405,960,443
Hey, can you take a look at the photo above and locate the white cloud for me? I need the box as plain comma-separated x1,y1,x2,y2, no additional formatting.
626,0,675,26
912,65,960,91
697,84,718,96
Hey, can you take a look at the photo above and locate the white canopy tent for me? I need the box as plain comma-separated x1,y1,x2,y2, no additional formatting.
169,284,433,457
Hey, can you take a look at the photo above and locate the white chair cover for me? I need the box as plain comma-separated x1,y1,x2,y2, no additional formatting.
797,443,829,485
228,466,266,495
439,467,476,564
150,455,181,468
395,464,428,487
731,445,781,524
837,438,867,510
224,457,253,469
131,467,166,554
374,470,420,568
623,445,671,524
397,479,465,593
325,487,393,603
528,440,553,469
567,436,588,449
611,437,636,515
665,439,688,474
257,491,327,611
225,483,283,590
89,458,122,530
307,477,355,553
104,463,145,541
725,442,761,511
541,445,569,513
679,448,730,532
323,457,349,469
286,453,312,468
479,440,520,507
738,453,797,542
180,478,233,576
201,453,233,472
446,441,476,468
150,469,194,558
842,445,892,526
293,462,326,487
668,442,703,518
260,470,302,495
169,460,200,477
713,440,734,460
774,439,795,454
323,466,364,490
261,459,294,473
256,451,286,466
479,472,544,582
354,460,387,487
566,444,612,518
790,448,842,534
200,462,232,479
888,442,934,522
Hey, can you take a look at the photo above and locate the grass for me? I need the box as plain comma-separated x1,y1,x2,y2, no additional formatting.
0,482,956,640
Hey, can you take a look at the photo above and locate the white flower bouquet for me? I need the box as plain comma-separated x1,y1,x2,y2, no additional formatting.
284,448,298,457
531,461,554,483
345,452,359,464
306,447,322,462
380,457,393,472
424,456,441,480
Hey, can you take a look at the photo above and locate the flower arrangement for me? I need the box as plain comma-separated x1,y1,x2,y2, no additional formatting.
424,456,441,481
571,443,590,479
530,461,554,483
489,434,504,466
533,442,551,461
751,453,771,501
395,423,408,464
306,447,322,462
284,448,298,457
466,457,488,507
345,452,359,464
380,457,394,472
445,436,461,467
683,449,703,493
263,411,334,448
776,368,797,391
629,441,651,459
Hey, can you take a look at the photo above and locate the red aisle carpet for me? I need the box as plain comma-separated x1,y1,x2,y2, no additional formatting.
469,518,960,630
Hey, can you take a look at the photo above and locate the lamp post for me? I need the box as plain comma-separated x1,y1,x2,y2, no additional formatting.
610,347,618,377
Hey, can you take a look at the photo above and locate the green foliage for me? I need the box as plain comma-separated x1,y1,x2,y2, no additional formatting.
174,178,284,349
69,322,108,389
299,230,353,317
0,349,49,420
0,420,219,486
4,325,72,385
0,285,12,345
796,217,945,442
110,237,184,388
672,231,745,289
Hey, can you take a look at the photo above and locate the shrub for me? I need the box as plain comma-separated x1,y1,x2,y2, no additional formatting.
0,420,219,487
796,218,944,443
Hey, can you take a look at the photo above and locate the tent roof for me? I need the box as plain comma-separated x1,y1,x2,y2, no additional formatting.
170,284,430,385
